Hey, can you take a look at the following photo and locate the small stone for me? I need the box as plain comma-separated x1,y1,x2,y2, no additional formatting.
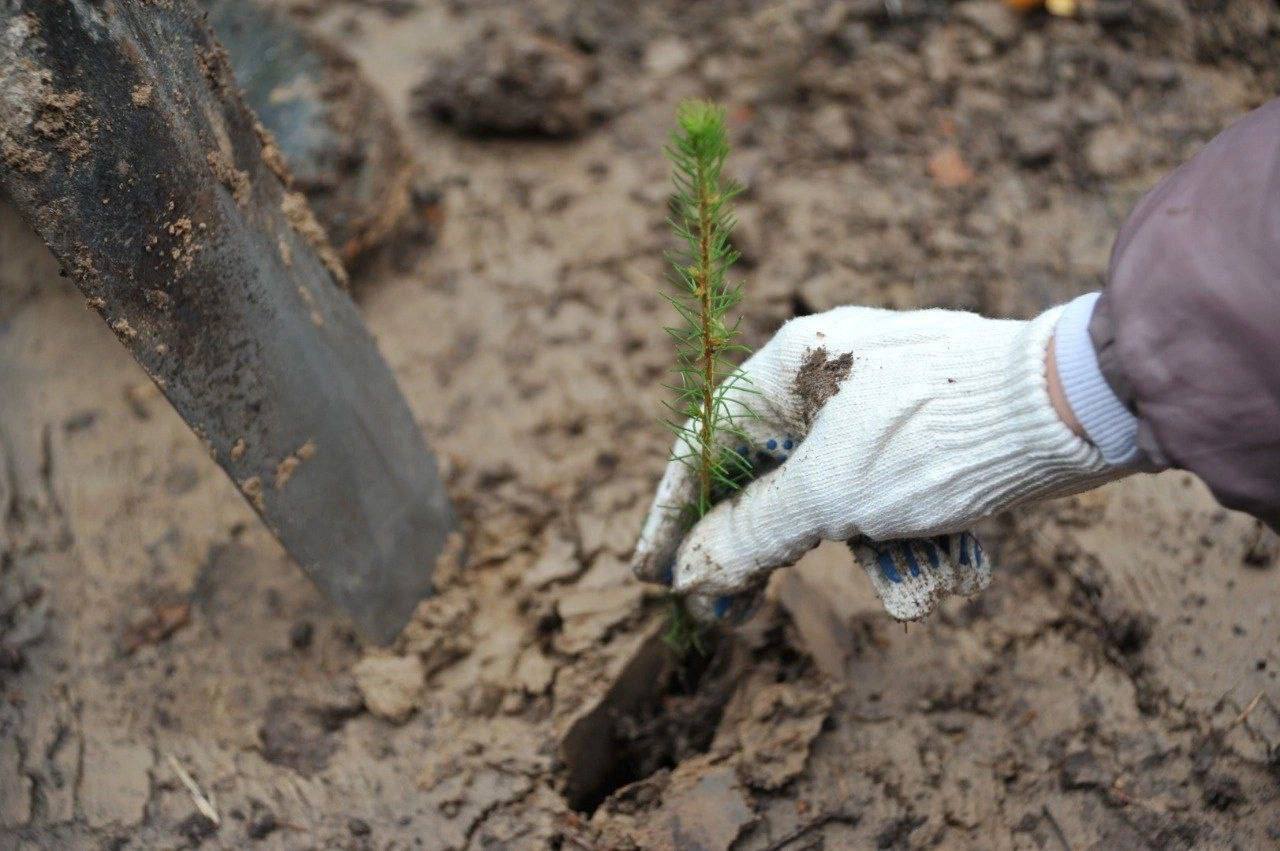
353,655,424,723
1084,124,1141,178
258,696,340,775
349,817,372,836
1136,59,1179,87
402,590,474,676
811,104,855,154
875,815,926,849
644,37,692,76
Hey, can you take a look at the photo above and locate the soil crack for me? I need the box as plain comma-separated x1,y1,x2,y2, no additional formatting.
560,631,741,814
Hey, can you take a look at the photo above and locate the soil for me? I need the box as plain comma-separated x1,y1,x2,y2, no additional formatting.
2,0,1279,849
794,348,855,428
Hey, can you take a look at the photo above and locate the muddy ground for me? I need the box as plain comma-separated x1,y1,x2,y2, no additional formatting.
2,0,1280,848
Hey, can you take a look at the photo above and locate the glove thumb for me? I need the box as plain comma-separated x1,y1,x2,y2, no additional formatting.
672,459,824,597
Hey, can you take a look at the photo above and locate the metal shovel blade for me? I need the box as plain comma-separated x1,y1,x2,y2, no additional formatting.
0,0,453,643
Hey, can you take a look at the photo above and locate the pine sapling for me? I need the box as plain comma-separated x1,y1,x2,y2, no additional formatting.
660,100,755,654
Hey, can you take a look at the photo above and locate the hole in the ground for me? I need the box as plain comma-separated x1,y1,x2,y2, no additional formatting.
559,630,741,814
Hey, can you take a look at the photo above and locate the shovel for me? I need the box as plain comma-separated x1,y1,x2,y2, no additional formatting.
0,0,454,643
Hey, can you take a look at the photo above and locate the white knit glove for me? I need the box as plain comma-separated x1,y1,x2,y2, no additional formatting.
632,305,1120,622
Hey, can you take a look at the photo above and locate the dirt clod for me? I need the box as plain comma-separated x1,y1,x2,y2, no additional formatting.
730,676,834,792
281,191,348,287
252,119,291,186
0,135,50,174
258,697,342,776
273,454,300,490
206,150,251,206
239,475,265,511
352,654,423,723
33,89,96,162
416,31,597,138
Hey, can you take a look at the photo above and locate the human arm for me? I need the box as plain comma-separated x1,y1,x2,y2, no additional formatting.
1083,98,1280,531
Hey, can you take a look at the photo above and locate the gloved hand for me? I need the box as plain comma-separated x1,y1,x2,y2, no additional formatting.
632,304,1121,622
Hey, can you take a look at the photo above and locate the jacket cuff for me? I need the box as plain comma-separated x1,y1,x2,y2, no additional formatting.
1053,293,1141,466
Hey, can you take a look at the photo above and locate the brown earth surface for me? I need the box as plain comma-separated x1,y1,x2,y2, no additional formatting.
2,1,1279,848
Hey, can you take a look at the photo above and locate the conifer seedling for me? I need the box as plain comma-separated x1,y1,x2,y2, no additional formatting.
659,100,755,655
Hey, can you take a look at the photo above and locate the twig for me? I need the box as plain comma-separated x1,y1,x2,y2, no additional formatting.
167,754,220,826
1228,690,1264,730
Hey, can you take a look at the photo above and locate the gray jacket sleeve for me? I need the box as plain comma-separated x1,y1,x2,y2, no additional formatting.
1089,98,1280,529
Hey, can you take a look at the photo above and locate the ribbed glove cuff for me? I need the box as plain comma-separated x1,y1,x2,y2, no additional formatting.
929,307,1115,520
1053,292,1141,465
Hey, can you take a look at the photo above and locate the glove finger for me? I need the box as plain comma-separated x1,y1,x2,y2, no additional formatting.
634,330,823,587
633,419,803,585
852,531,991,622
632,452,697,584
950,530,991,596
673,456,821,597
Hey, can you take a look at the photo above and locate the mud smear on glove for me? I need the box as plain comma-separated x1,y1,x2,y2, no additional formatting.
794,347,854,427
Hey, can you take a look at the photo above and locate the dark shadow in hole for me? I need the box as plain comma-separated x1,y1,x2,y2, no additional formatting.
560,630,741,814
